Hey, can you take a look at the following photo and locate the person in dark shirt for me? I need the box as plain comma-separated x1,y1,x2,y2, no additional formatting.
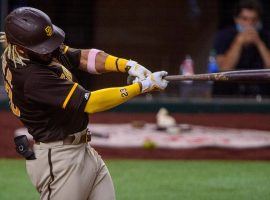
213,0,270,97
0,7,168,200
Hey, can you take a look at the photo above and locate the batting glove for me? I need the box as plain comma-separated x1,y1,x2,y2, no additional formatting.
126,60,151,81
138,71,169,93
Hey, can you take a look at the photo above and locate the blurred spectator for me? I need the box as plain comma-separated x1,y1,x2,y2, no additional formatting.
213,0,270,97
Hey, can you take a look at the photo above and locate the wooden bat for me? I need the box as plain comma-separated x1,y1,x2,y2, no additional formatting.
164,69,270,82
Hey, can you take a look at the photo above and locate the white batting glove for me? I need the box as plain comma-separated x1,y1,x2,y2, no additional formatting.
138,71,169,93
126,60,151,81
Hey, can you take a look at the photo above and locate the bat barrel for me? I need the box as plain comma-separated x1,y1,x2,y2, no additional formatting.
165,69,270,82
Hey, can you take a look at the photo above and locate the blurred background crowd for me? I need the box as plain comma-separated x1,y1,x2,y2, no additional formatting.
1,0,270,101
1,2,270,199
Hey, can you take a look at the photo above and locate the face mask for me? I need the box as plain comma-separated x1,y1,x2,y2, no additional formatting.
236,24,245,32
236,22,262,32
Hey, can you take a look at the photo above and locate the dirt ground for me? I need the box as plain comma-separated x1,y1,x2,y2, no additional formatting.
1,111,270,160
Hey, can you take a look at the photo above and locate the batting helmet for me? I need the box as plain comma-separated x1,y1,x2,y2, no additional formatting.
4,7,65,55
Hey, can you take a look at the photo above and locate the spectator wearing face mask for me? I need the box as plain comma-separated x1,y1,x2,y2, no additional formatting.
213,0,270,97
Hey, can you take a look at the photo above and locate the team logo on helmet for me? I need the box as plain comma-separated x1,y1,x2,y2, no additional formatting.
45,26,53,36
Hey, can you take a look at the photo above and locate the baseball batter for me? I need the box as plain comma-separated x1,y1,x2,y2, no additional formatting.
0,7,168,200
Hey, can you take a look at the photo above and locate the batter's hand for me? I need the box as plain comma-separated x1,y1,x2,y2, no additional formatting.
126,60,151,81
138,71,168,93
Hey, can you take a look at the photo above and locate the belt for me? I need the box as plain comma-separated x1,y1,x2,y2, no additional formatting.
35,130,91,145
63,133,91,145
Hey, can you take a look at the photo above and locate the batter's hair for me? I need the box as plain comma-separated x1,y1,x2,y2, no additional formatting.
234,0,263,18
0,32,29,68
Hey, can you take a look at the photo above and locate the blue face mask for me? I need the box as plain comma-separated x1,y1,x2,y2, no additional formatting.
236,22,262,32
236,24,245,32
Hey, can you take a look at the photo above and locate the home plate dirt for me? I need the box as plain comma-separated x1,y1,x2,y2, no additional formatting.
15,123,270,149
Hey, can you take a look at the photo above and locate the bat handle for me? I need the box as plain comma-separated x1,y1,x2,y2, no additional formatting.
127,75,136,85
127,74,169,85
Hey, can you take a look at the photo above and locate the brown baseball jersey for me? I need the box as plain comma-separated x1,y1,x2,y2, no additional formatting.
1,46,90,142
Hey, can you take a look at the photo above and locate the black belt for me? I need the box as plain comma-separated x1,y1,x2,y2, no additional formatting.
36,132,91,145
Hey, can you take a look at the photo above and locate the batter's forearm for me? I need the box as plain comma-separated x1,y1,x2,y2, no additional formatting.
84,83,141,114
79,50,107,73
79,49,130,74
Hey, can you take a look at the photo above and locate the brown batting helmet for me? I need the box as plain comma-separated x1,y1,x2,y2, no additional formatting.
4,7,65,55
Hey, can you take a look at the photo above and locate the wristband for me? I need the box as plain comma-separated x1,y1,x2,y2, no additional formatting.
105,55,128,73
87,49,103,74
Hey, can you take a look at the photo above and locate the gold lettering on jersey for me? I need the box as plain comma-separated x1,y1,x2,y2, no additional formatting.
6,68,12,87
60,65,73,81
3,67,21,117
45,26,53,37
49,61,73,81
1,58,7,75
5,82,21,117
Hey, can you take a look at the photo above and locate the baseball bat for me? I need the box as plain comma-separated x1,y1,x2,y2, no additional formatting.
164,69,270,82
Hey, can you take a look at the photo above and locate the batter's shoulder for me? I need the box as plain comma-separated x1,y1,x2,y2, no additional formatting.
24,63,58,88
27,62,62,77
26,62,50,72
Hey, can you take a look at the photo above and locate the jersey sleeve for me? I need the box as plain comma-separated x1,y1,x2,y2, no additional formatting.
24,67,90,113
56,44,81,70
